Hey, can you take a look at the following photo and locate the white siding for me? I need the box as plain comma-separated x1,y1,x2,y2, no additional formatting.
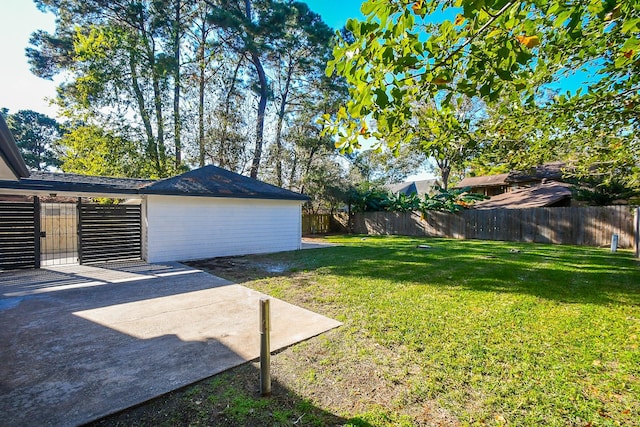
144,195,302,263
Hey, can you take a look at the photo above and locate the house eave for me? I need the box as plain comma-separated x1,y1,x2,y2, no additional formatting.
0,114,30,180
0,187,143,200
140,189,309,201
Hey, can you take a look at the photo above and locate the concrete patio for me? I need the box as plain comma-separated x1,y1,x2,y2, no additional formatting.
0,261,341,427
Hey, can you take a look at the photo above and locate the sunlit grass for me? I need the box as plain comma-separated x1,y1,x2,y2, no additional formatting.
244,236,640,426
98,236,640,426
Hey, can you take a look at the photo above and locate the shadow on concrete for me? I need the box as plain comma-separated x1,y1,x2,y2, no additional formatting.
86,361,363,427
0,261,207,298
0,263,341,427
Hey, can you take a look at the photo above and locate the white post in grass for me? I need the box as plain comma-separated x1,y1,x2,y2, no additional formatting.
260,297,271,396
611,234,619,253
635,208,639,259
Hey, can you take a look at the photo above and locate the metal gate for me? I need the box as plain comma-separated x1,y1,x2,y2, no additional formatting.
40,202,78,266
0,199,40,270
78,203,142,264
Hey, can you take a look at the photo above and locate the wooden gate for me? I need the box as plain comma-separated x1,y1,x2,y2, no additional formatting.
0,199,40,270
78,203,142,264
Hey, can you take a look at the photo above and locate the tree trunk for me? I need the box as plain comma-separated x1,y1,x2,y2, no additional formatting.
288,149,298,190
299,146,318,195
198,46,206,167
150,39,166,176
438,159,451,190
274,54,294,187
249,53,267,179
197,17,206,167
244,0,267,180
129,52,159,172
173,0,182,169
218,56,243,169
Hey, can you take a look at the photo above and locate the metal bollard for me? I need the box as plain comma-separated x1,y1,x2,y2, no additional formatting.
260,298,271,396
611,234,619,253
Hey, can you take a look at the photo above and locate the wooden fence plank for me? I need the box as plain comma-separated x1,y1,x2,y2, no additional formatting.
340,206,635,248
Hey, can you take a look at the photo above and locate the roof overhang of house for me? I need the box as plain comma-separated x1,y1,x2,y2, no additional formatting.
455,173,509,188
0,166,310,202
0,114,30,181
139,165,310,201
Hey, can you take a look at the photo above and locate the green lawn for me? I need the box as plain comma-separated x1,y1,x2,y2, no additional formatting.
97,236,640,426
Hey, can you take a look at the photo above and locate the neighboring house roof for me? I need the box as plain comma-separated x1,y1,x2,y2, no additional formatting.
0,114,30,180
0,165,309,201
142,165,309,201
456,162,568,189
387,179,440,196
507,161,565,183
456,173,509,188
473,182,572,209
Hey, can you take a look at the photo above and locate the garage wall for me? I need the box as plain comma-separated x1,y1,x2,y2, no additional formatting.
144,195,302,263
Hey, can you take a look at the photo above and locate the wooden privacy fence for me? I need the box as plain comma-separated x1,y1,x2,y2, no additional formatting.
333,206,637,249
302,214,332,235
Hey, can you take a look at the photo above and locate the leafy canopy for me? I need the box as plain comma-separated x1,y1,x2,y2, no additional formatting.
323,0,639,189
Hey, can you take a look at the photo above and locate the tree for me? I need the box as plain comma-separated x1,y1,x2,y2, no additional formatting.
409,94,486,190
58,124,144,177
325,0,640,189
348,145,426,186
206,0,288,179
28,0,189,177
26,0,349,188
266,2,334,187
2,109,62,171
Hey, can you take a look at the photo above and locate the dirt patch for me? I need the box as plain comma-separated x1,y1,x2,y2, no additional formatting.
187,256,293,283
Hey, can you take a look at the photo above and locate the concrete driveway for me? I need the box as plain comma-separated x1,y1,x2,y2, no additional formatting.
0,261,341,427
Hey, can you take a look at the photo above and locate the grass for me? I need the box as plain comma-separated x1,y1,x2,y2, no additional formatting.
94,236,640,426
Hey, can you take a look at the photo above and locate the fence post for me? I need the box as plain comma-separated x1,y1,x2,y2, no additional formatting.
34,197,41,269
260,297,271,396
633,208,640,258
77,198,83,265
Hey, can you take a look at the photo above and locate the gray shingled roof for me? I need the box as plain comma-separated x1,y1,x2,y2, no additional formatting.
0,171,153,195
141,165,309,201
387,179,440,196
0,165,309,201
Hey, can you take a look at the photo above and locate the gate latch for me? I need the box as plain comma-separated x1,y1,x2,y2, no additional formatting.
40,231,46,238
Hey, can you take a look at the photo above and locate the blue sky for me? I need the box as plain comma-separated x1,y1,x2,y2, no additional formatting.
0,1,58,116
0,1,363,117
0,1,587,117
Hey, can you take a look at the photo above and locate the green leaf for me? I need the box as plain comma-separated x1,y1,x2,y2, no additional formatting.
375,87,389,108
360,1,377,15
622,18,640,34
554,10,573,28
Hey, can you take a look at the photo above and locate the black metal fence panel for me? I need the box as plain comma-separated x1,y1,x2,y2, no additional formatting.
78,203,142,264
0,200,38,270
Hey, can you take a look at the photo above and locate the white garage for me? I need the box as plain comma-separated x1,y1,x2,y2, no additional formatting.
139,165,307,263
0,164,308,268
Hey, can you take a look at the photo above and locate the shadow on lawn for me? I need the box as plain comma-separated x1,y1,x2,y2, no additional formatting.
341,241,639,306
191,237,640,307
87,360,367,427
